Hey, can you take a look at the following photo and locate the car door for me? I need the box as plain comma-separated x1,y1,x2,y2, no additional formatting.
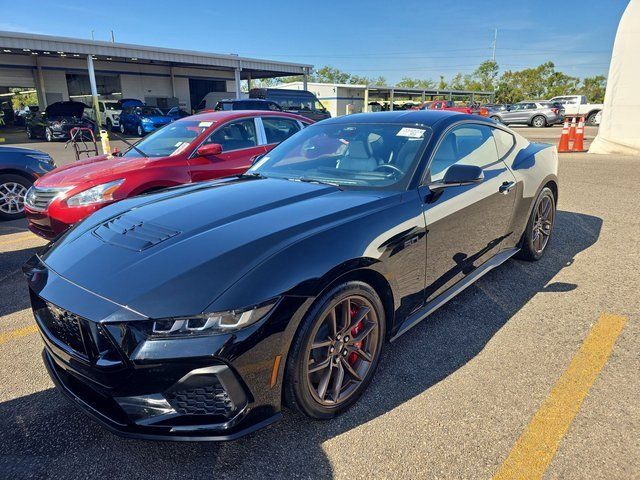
419,123,517,301
501,104,521,124
188,117,266,182
258,116,303,152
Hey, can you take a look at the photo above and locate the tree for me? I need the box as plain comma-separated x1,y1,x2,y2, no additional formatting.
469,60,499,92
395,77,436,89
314,66,351,84
580,75,606,103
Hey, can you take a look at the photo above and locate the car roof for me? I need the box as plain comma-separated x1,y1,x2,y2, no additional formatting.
184,110,311,123
219,98,274,103
320,110,488,128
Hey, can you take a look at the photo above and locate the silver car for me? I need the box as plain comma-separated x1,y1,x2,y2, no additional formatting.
489,101,564,128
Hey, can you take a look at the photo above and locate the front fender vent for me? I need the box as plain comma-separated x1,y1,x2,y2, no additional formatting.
94,214,179,251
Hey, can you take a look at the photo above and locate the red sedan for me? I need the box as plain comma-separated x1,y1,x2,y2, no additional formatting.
25,110,312,239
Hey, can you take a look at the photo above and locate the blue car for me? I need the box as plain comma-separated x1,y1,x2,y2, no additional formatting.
118,105,173,136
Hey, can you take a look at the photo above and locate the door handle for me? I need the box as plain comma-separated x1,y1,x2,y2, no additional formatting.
499,181,515,194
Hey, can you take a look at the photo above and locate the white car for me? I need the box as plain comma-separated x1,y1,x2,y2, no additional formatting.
548,95,603,126
84,100,122,131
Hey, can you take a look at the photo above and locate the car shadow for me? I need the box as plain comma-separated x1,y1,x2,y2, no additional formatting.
0,245,43,317
0,210,602,479
0,218,29,237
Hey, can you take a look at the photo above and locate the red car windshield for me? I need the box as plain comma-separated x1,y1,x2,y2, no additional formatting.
123,120,214,158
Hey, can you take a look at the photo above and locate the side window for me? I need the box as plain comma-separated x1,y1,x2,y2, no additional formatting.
268,102,281,111
205,119,258,151
99,103,105,112
262,117,301,144
492,128,515,159
429,124,499,181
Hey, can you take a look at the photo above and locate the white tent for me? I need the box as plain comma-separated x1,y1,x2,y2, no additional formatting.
590,0,640,155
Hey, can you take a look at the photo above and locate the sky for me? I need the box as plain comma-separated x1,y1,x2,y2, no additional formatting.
0,0,629,83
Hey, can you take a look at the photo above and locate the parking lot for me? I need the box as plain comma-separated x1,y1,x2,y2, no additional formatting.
1,126,638,479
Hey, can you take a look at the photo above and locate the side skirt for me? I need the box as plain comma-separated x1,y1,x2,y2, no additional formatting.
390,247,520,342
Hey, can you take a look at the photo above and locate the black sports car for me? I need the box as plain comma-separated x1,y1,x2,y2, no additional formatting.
26,101,95,142
25,110,558,441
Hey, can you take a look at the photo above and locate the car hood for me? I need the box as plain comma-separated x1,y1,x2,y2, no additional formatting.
34,154,151,187
45,101,86,118
41,178,390,318
142,115,172,123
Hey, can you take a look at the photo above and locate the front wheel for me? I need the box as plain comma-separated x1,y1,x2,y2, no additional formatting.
516,187,556,261
137,125,144,137
45,127,53,142
106,118,113,131
586,111,599,126
0,174,31,220
284,281,385,419
120,123,126,134
531,115,547,128
490,115,501,123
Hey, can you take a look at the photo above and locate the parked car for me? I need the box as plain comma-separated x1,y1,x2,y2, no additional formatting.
26,101,96,142
25,110,312,239
161,106,191,120
420,100,473,114
483,103,510,112
489,101,564,127
14,105,39,126
214,98,283,112
118,105,174,136
548,95,602,125
249,88,331,122
0,146,55,220
24,110,558,440
84,100,124,131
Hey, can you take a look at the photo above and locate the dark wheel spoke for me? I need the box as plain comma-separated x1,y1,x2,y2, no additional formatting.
331,361,345,402
308,357,331,374
353,346,373,362
340,298,351,332
329,308,338,337
343,306,370,334
317,362,334,400
341,357,362,381
311,339,332,350
353,321,375,343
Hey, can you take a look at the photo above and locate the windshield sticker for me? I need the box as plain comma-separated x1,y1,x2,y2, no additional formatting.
397,127,425,138
198,121,213,127
170,142,190,157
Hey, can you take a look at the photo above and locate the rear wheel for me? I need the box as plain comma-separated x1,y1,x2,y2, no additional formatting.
490,115,501,122
45,127,53,142
106,118,113,131
26,126,33,139
531,115,546,128
284,281,385,419
586,111,599,126
0,174,31,220
516,187,556,261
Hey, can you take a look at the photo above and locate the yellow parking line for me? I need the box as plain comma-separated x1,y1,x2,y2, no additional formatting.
493,313,627,480
0,235,46,248
0,324,39,345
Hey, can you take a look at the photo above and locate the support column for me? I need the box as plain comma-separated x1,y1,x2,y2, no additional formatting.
302,68,309,91
390,89,394,111
34,57,47,110
234,62,242,99
470,92,475,103
363,87,369,113
247,72,252,92
88,55,110,155
448,91,453,101
170,66,176,99
421,90,426,106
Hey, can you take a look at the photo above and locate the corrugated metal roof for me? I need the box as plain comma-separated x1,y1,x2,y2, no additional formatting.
0,31,313,75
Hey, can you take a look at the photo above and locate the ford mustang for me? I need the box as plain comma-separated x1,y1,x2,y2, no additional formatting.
24,110,558,441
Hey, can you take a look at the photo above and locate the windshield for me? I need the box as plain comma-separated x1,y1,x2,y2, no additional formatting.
249,123,430,189
104,102,120,110
123,120,213,158
135,106,164,116
275,96,327,112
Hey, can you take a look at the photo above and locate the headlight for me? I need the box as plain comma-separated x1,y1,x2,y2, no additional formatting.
26,153,54,165
66,179,124,207
141,117,152,123
140,302,276,339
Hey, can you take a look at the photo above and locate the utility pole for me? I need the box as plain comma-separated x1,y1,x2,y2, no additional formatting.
110,30,115,43
492,28,498,61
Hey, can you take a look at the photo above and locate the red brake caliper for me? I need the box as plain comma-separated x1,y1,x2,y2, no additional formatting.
348,306,363,366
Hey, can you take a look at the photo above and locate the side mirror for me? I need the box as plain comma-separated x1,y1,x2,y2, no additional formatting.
197,143,222,157
443,164,484,185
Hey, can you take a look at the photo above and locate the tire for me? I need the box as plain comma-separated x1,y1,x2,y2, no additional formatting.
531,115,546,128
45,127,53,142
26,126,33,139
137,125,144,137
0,174,31,221
120,123,126,134
284,281,386,419
516,187,556,261
490,115,501,122
586,111,599,126
106,118,112,131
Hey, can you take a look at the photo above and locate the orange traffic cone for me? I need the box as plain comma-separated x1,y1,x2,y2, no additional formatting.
568,116,577,141
557,118,571,152
572,116,586,152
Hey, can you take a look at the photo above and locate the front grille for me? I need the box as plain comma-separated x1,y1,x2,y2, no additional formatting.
166,383,234,417
25,186,70,212
39,302,88,358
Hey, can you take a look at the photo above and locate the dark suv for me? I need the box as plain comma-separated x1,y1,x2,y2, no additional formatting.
214,99,283,112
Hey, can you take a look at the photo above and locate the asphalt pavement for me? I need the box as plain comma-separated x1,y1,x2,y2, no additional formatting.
0,127,637,479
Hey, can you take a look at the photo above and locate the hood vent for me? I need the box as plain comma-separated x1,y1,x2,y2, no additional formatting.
94,214,179,251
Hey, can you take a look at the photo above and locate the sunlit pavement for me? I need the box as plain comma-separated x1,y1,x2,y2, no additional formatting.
0,132,638,479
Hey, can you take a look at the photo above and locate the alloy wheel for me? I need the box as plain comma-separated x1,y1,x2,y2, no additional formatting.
0,182,28,215
305,295,380,406
532,194,554,253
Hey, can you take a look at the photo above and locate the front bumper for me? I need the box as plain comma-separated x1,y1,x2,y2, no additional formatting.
25,256,301,441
